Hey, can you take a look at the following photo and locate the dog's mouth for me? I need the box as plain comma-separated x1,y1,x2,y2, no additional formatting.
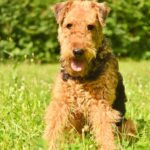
71,59,85,72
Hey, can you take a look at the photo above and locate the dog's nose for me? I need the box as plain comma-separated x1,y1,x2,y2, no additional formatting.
73,48,84,57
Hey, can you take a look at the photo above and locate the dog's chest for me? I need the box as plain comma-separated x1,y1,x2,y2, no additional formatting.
65,76,117,113
66,79,104,113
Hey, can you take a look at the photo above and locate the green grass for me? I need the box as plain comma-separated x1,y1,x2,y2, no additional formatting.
0,60,150,150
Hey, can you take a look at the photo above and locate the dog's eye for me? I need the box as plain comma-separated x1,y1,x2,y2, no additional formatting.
87,25,95,31
66,23,72,29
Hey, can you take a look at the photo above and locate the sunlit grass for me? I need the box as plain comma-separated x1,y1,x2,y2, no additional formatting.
0,60,150,149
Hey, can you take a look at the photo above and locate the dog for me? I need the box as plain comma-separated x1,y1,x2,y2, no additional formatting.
43,1,136,149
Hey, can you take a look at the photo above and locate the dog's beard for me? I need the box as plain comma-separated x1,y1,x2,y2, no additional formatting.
60,50,97,77
60,58,87,78
61,58,88,77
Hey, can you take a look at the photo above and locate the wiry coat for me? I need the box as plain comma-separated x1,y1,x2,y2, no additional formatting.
43,1,135,150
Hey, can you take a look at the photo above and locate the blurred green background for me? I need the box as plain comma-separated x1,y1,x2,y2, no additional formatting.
0,0,150,63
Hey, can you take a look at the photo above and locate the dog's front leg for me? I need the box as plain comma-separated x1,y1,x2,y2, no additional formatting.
43,99,70,150
89,100,120,150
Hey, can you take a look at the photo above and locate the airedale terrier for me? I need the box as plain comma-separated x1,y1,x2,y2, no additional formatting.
44,0,136,149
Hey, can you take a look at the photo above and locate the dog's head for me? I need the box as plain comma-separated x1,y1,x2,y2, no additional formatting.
53,0,110,77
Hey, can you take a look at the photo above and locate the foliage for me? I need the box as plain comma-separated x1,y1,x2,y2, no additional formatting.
103,0,150,59
0,0,59,63
0,61,150,149
0,0,150,62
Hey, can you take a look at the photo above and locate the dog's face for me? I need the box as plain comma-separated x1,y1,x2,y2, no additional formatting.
53,0,110,77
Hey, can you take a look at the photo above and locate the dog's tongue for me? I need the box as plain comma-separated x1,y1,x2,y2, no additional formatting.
71,60,84,72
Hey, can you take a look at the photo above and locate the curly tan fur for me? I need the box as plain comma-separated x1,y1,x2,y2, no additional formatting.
43,1,136,149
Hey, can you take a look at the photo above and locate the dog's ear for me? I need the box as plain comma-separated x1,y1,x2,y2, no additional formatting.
52,1,73,25
95,2,110,26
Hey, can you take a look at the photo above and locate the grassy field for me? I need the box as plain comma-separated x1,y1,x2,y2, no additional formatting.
0,60,150,150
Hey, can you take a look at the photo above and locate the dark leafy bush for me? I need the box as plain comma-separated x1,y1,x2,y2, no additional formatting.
103,0,150,59
0,0,150,62
0,0,59,63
